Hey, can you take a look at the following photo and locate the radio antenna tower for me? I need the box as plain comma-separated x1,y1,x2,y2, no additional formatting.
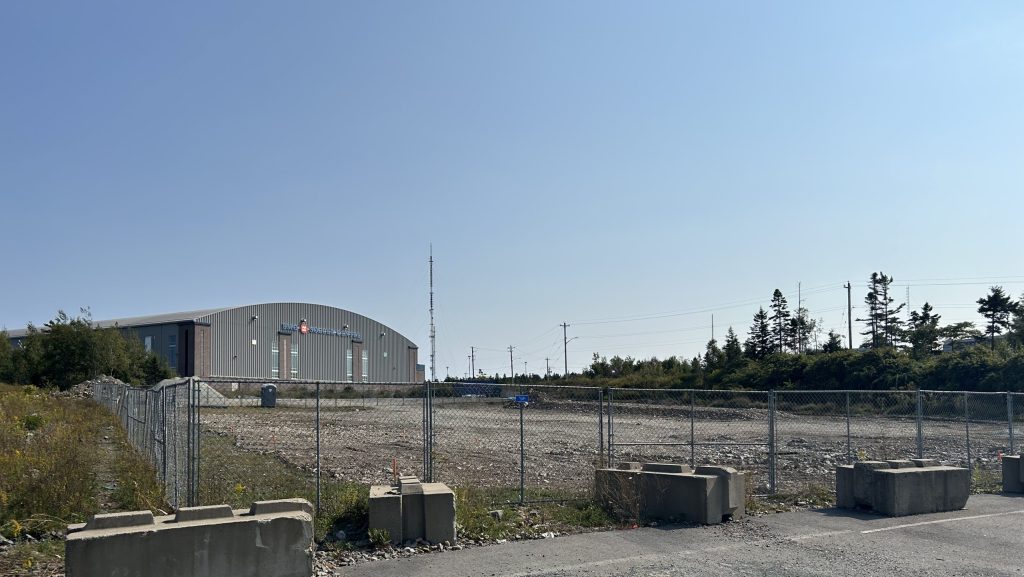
429,245,436,382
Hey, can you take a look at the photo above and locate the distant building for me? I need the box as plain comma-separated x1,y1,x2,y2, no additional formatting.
941,334,1004,353
7,302,423,383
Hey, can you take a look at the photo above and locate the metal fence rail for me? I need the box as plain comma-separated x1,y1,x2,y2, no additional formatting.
93,378,1023,516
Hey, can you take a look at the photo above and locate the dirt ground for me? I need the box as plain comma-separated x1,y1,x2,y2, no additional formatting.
198,395,1015,497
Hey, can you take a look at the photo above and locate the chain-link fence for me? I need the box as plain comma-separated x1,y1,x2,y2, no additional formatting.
95,378,1024,515
92,378,196,509
427,383,603,503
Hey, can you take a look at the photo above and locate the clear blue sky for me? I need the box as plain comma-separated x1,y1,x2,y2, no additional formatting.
2,1,1022,378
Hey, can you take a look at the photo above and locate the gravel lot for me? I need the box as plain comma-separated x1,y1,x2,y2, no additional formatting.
199,392,1017,496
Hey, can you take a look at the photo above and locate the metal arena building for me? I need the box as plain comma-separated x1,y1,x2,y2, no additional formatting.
7,303,424,383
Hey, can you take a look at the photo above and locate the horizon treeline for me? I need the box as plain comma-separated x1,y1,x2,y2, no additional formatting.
453,273,1024,392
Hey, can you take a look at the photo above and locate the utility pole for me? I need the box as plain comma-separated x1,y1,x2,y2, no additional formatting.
445,366,449,380
797,281,802,354
508,346,515,381
545,357,551,377
523,361,528,376
844,281,853,349
470,346,475,379
711,314,715,342
561,322,570,376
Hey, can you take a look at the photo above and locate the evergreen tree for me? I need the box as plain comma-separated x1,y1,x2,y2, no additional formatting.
1011,293,1024,349
906,302,942,358
768,289,792,353
857,272,904,347
789,307,816,353
822,330,844,353
703,339,725,371
723,327,743,366
977,286,1019,349
940,321,983,350
744,307,772,359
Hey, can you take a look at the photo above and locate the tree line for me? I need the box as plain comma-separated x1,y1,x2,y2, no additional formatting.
456,273,1024,392
0,309,174,390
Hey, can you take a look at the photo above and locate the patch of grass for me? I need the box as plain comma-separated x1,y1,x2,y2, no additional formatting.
110,436,168,513
748,483,835,514
199,431,368,539
367,527,391,548
971,466,1002,494
0,387,105,537
0,539,65,577
453,486,614,541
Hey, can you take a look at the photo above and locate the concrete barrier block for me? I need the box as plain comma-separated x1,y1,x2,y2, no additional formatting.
66,501,313,577
886,460,914,469
695,466,745,518
85,511,155,530
911,458,939,467
838,462,969,516
369,485,403,545
401,485,425,545
1002,456,1023,493
597,463,741,525
175,505,235,522
249,499,315,518
617,462,642,471
369,477,457,545
422,484,456,544
942,467,970,510
853,461,891,507
836,465,855,508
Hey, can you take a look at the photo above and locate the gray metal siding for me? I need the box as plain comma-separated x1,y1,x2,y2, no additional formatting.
198,303,419,382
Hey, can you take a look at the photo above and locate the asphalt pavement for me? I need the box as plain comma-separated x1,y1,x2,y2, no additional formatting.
336,493,1024,577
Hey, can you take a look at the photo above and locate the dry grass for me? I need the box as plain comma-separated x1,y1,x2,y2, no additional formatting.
0,385,106,537
0,383,168,534
0,384,171,575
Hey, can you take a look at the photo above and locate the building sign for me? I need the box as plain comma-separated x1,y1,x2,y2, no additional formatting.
281,322,361,340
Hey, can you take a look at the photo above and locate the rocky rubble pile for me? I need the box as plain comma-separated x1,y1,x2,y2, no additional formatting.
60,375,127,399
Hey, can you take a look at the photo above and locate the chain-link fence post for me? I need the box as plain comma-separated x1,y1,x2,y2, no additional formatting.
607,388,615,466
964,392,972,478
315,381,321,517
597,388,605,469
193,378,201,507
519,400,525,505
427,381,434,482
689,390,696,468
845,391,852,464
1009,393,1016,455
915,389,924,459
768,390,774,493
422,381,429,482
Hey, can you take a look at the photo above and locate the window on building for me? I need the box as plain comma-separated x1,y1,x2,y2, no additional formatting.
346,349,353,382
362,349,369,383
144,336,153,353
168,334,177,370
272,341,279,379
290,341,299,378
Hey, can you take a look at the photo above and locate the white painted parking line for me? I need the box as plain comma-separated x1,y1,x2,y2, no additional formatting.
860,509,1024,534
787,530,852,541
